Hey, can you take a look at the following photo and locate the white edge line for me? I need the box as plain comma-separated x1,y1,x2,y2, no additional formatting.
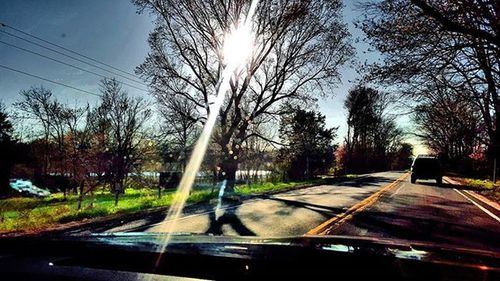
453,188,500,223
463,190,500,212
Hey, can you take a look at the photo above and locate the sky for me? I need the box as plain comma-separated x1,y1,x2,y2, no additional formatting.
0,0,427,155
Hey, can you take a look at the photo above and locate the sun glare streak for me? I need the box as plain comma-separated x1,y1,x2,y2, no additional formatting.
148,0,260,274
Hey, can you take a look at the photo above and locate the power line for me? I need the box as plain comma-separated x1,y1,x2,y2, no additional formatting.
0,22,141,80
0,29,147,86
0,39,149,93
0,63,101,97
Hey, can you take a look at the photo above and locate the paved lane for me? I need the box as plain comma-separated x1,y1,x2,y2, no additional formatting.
105,171,405,236
330,178,500,251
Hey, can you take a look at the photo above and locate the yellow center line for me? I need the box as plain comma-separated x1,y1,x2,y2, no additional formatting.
305,172,409,236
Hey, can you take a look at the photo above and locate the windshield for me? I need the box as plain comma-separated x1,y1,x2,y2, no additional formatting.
0,0,499,257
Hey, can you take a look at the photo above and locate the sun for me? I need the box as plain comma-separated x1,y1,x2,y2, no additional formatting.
223,24,254,70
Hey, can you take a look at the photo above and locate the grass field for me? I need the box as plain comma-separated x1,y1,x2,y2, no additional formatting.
0,188,217,233
0,179,327,233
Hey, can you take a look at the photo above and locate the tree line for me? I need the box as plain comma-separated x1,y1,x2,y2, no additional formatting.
0,79,152,207
0,84,341,205
337,86,413,174
133,0,353,191
360,0,500,176
0,0,420,211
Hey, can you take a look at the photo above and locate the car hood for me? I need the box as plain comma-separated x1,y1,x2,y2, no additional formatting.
2,232,498,263
0,232,498,280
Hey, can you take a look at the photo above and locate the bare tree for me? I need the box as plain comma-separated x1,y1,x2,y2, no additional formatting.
14,87,81,197
62,105,98,209
240,119,277,183
414,83,485,172
133,0,353,190
14,87,56,176
96,78,152,205
0,102,14,195
15,87,98,201
157,95,200,171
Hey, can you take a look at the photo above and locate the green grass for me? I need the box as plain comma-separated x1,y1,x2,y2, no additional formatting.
0,188,216,233
464,178,497,190
235,179,323,195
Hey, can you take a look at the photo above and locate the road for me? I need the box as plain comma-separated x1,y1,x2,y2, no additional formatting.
330,175,500,251
99,171,500,251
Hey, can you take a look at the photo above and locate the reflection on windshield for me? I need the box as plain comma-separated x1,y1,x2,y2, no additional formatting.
152,0,261,262
0,0,499,257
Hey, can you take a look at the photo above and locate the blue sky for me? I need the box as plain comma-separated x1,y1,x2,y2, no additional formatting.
0,0,426,154
0,0,151,105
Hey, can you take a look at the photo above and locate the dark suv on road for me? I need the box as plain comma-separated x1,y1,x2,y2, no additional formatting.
410,155,443,185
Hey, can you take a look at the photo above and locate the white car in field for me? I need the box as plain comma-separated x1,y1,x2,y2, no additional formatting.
9,179,51,197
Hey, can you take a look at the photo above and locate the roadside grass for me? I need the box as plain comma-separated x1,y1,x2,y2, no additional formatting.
0,188,216,233
453,178,500,203
463,178,497,190
0,176,353,233
235,180,323,195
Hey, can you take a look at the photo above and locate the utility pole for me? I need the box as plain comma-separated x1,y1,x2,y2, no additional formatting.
493,158,497,184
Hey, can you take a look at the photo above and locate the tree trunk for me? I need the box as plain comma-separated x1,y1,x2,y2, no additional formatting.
305,155,310,179
476,43,499,160
221,158,238,193
209,167,218,194
491,113,500,160
112,179,121,206
77,181,84,210
114,190,120,206
89,188,94,208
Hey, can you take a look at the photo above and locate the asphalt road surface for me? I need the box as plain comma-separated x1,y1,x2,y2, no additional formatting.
100,171,500,252
331,176,500,251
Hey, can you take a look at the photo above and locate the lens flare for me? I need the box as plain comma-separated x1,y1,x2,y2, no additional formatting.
148,0,260,274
